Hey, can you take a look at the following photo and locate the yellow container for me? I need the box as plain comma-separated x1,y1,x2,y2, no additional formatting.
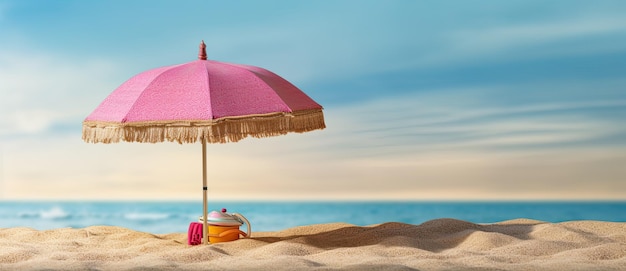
200,208,251,244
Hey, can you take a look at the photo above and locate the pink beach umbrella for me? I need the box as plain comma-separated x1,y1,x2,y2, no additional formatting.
82,41,325,244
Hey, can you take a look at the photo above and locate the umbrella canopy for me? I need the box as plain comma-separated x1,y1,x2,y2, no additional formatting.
83,41,325,144
83,41,325,244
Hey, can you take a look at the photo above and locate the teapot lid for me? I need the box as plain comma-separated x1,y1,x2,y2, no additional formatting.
202,208,243,226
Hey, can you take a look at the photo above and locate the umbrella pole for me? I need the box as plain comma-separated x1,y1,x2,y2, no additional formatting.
202,140,208,245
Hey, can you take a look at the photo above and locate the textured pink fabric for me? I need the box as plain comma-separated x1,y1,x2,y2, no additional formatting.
86,60,322,123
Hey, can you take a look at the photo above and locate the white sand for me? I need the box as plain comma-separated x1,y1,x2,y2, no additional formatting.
1,219,625,270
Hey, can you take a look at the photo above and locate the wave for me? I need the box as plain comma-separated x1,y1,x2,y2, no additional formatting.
17,212,38,218
18,207,72,220
123,212,170,221
42,207,71,219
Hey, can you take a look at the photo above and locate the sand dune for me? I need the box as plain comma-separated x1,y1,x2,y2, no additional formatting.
1,218,625,270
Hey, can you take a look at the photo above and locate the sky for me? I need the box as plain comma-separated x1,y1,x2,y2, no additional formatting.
1,0,625,201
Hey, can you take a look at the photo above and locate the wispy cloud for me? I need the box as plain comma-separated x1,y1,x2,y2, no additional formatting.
308,83,624,152
411,14,626,70
452,17,626,53
0,49,120,138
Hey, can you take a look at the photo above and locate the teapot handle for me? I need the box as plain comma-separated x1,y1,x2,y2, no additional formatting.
233,213,251,238
217,229,247,238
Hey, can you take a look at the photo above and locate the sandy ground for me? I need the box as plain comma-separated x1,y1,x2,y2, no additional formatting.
1,218,625,270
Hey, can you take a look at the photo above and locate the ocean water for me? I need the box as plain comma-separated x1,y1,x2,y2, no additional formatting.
0,201,624,234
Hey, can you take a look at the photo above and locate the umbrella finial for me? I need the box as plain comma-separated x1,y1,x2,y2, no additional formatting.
198,40,207,60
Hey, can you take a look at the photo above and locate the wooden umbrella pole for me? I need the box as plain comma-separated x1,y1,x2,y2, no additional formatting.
202,139,208,245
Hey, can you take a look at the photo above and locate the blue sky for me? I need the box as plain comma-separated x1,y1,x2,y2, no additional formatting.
1,0,625,200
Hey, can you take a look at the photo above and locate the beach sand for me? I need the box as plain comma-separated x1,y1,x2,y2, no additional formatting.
1,218,625,270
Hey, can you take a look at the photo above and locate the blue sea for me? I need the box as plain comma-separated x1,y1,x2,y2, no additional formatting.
0,201,624,234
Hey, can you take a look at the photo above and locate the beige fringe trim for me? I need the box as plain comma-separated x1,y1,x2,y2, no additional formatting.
82,109,325,144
